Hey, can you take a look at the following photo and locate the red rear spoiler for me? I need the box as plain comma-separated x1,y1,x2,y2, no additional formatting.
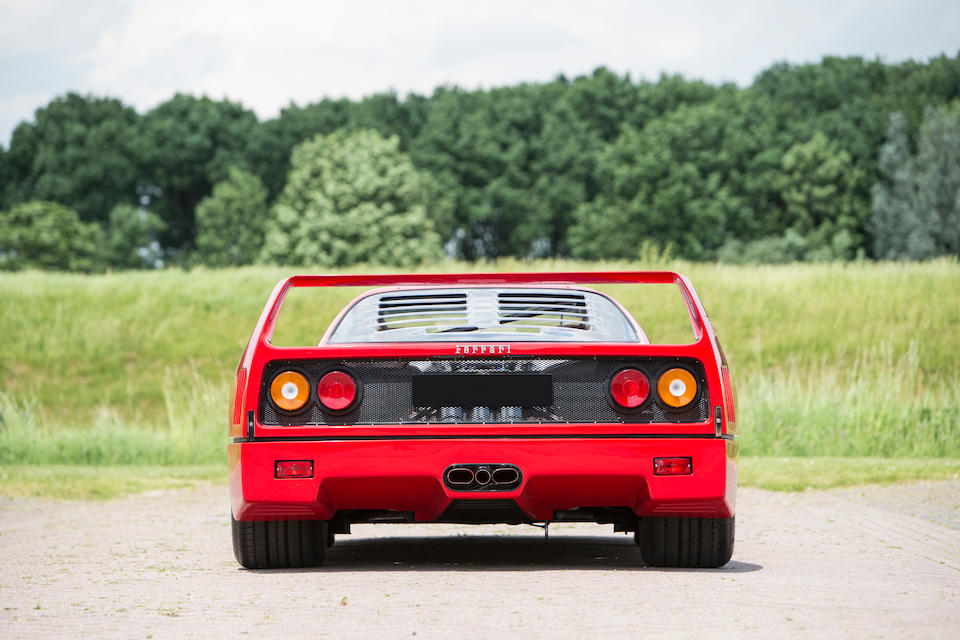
286,271,678,287
242,271,715,367
231,271,732,439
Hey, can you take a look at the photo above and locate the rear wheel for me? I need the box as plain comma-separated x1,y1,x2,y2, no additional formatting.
232,516,328,569
636,516,734,568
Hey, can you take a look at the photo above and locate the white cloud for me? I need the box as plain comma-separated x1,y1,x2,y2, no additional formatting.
1,0,958,144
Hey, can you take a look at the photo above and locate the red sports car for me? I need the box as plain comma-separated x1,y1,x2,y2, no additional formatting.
229,271,737,568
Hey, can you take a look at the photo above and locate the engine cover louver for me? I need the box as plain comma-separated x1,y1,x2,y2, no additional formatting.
377,293,468,331
497,292,589,330
329,287,640,343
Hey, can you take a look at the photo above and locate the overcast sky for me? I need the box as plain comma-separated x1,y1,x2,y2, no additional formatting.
1,0,958,145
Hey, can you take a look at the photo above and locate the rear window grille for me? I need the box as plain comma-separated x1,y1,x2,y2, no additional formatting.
377,293,468,331
497,292,589,330
329,287,639,343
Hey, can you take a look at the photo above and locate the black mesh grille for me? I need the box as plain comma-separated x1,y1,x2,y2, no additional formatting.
259,357,710,426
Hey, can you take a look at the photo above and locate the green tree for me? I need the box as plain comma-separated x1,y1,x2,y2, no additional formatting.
135,94,258,251
632,73,726,131
528,93,603,256
411,86,542,258
246,93,429,202
245,99,353,200
913,103,960,257
716,229,810,264
567,93,780,260
750,53,960,255
870,113,917,259
2,54,958,267
103,203,167,269
871,105,960,259
0,144,12,209
881,53,960,132
349,91,428,148
0,201,102,271
194,168,268,267
260,130,449,267
779,132,866,259
411,80,607,258
2,93,139,223
560,67,639,141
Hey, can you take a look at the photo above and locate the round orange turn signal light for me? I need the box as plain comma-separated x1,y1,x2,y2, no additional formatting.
270,371,310,412
657,368,697,408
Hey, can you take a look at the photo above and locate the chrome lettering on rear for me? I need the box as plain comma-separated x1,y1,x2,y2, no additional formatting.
455,344,511,355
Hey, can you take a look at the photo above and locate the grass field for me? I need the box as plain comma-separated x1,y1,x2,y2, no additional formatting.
1,259,958,493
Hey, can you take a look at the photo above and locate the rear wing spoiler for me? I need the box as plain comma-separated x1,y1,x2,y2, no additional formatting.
231,271,735,439
240,271,717,369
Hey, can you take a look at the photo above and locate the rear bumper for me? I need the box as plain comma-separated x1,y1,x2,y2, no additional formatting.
229,437,738,522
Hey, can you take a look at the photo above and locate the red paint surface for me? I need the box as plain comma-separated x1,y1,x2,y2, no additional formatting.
230,438,735,521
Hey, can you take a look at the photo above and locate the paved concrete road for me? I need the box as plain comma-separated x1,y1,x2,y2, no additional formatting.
1,482,958,639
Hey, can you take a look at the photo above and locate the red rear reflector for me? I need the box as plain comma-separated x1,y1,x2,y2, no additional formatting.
318,371,358,411
275,460,313,479
231,368,247,427
654,457,693,475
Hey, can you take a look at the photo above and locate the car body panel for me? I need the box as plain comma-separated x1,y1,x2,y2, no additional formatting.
229,437,737,522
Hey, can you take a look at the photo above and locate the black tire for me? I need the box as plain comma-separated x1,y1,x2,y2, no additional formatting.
636,516,734,568
232,516,328,569
326,528,336,548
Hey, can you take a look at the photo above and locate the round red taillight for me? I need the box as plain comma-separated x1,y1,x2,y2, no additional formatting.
610,368,650,409
317,371,358,411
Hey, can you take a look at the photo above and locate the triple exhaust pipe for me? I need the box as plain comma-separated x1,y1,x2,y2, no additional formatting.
444,464,522,491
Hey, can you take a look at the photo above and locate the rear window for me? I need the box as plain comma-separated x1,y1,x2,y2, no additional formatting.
326,287,640,343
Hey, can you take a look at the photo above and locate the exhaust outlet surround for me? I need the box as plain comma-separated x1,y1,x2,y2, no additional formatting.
446,467,475,485
492,467,520,485
443,464,522,492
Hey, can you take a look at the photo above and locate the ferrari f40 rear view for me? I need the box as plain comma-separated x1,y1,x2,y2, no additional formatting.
228,271,738,568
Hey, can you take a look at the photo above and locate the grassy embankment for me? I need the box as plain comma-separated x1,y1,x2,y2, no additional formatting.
1,259,958,498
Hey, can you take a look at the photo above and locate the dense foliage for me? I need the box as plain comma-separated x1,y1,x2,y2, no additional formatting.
1,54,959,270
0,201,102,271
260,130,447,266
194,168,268,267
871,104,960,259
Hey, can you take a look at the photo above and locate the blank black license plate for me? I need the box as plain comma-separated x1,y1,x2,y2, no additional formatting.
412,375,553,407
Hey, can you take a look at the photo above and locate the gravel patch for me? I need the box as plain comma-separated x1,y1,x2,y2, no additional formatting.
1,482,958,638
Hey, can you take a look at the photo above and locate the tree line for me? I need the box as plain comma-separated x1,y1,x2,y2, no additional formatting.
1,53,959,271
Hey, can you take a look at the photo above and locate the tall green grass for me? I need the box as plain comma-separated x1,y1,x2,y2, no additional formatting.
0,369,224,464
741,342,959,456
1,259,958,464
